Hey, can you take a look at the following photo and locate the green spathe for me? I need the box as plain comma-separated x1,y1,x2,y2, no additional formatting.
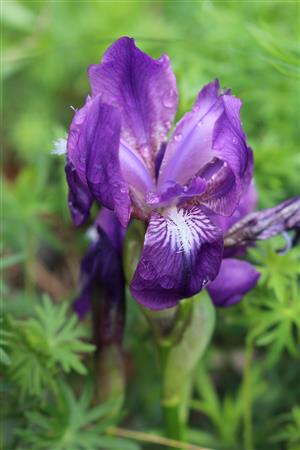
145,292,215,441
161,292,215,404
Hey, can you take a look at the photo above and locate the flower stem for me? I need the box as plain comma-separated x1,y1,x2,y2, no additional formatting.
162,399,184,442
146,294,215,444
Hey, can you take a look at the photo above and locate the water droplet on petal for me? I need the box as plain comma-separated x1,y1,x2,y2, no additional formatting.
202,276,210,287
197,120,203,127
140,144,150,158
174,132,182,142
162,89,176,108
232,137,237,144
183,186,188,192
192,105,200,112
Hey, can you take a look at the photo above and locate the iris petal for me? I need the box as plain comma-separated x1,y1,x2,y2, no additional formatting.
65,161,93,226
88,37,178,171
119,140,155,196
74,208,125,338
77,96,132,227
207,258,260,307
130,206,223,309
198,159,238,216
158,80,223,186
158,81,252,214
212,95,253,192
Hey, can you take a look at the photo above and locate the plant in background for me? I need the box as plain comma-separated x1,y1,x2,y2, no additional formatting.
1,297,139,450
61,36,300,445
3,2,300,449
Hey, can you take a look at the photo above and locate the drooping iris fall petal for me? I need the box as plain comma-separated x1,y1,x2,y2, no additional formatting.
131,206,223,310
207,258,260,307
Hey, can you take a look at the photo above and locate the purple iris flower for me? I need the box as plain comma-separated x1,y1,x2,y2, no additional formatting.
66,37,253,310
74,208,126,346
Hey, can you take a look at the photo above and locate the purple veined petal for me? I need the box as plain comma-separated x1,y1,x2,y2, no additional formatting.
197,158,239,216
74,222,125,342
95,207,126,253
130,205,223,310
65,160,93,226
155,142,167,178
211,180,257,232
119,139,155,197
67,95,93,183
158,80,223,187
207,258,260,307
146,177,207,208
88,37,178,171
66,94,132,226
81,97,132,227
212,95,253,192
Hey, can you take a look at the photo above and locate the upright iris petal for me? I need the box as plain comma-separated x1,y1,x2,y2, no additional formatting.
88,36,178,172
158,80,253,215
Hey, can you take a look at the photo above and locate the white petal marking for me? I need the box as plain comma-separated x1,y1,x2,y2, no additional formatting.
146,206,218,258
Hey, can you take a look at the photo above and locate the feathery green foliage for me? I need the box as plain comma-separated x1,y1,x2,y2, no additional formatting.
2,1,299,449
6,296,94,397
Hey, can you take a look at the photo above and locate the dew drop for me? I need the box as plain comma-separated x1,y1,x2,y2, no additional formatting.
202,276,210,287
140,144,150,157
162,89,176,108
183,186,188,192
197,120,203,127
232,137,237,144
192,105,200,112
174,132,183,142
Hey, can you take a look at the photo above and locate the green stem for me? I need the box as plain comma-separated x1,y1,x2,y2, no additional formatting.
243,337,254,450
160,296,215,444
162,399,184,442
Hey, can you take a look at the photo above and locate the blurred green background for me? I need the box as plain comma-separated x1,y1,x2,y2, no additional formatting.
2,1,300,450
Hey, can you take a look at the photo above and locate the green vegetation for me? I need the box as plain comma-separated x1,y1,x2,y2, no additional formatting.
2,1,299,449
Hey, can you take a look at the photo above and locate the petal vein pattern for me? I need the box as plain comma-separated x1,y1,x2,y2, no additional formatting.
131,206,223,310
147,208,217,256
88,37,178,170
